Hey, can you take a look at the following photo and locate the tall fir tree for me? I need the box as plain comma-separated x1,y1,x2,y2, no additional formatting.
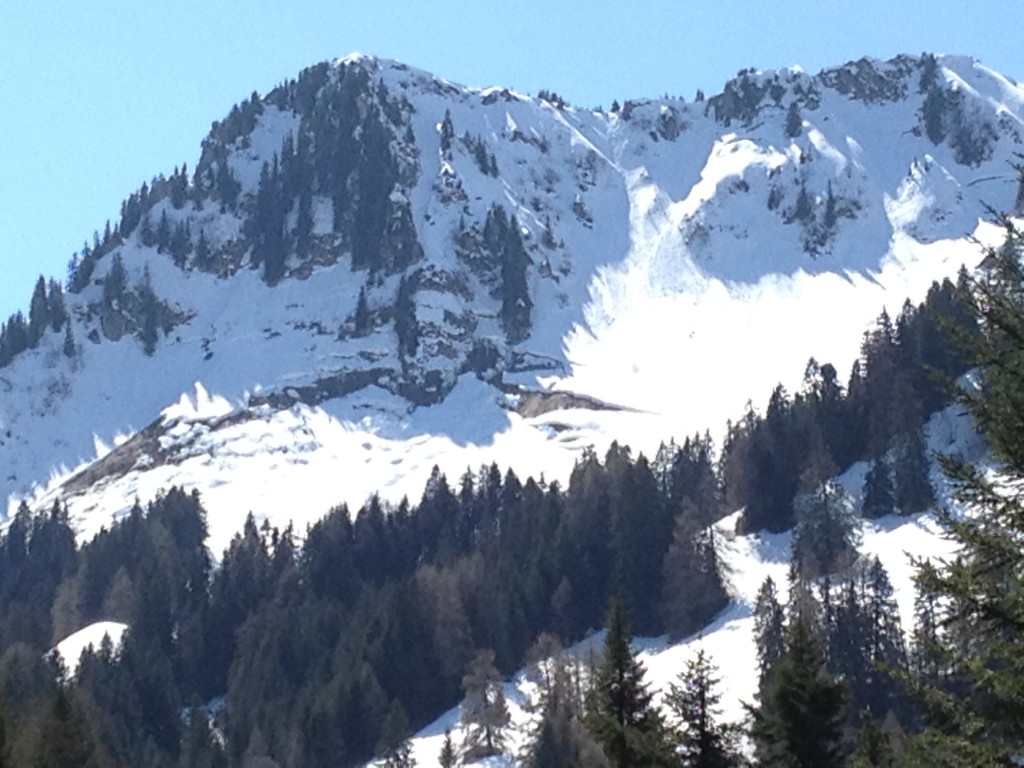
750,607,849,767
752,576,786,698
584,598,672,768
664,649,740,767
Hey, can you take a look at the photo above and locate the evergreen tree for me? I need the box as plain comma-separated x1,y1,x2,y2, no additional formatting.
354,286,371,337
792,479,860,579
750,607,849,767
63,323,76,359
753,576,786,697
438,731,457,768
460,649,511,761
46,279,67,332
500,216,532,343
784,101,802,138
664,649,740,767
892,427,935,514
849,710,896,768
194,228,212,271
138,267,160,356
584,598,672,767
909,220,1024,761
862,456,897,519
103,254,127,308
28,276,49,347
34,687,107,768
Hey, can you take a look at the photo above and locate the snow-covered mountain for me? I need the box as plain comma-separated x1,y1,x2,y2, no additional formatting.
2,52,1022,555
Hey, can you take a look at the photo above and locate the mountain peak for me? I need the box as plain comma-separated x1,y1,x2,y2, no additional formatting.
2,52,1023,554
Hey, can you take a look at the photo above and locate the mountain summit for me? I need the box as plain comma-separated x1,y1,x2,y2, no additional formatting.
2,53,1022,549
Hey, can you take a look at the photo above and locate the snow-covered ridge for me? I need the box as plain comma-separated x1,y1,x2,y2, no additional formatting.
0,54,1020,558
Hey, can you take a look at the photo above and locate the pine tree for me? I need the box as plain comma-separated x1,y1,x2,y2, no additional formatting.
585,598,672,767
909,220,1024,761
664,649,739,767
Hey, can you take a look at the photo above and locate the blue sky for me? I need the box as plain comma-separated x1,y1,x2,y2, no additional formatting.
1,0,1020,319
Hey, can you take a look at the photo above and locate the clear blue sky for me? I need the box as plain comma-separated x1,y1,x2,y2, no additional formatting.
1,0,1019,319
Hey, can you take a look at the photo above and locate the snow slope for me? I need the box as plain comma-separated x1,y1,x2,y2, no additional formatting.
383,400,986,766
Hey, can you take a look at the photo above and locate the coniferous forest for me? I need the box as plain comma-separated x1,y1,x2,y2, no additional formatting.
2,219,1024,767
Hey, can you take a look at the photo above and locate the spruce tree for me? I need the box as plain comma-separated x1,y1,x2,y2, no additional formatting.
909,220,1024,761
791,479,860,579
584,598,672,767
437,731,457,768
750,608,849,767
862,456,897,519
753,576,786,697
892,427,935,514
664,649,739,767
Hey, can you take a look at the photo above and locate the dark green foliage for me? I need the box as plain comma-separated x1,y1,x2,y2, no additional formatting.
826,559,909,723
585,599,672,768
750,608,850,767
908,221,1024,761
664,649,740,767
849,710,897,768
753,576,786,697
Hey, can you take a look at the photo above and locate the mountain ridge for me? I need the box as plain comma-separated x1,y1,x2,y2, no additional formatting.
1,52,1021,554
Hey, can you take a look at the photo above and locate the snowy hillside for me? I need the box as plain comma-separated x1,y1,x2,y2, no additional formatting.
0,53,1021,556
389,400,987,766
